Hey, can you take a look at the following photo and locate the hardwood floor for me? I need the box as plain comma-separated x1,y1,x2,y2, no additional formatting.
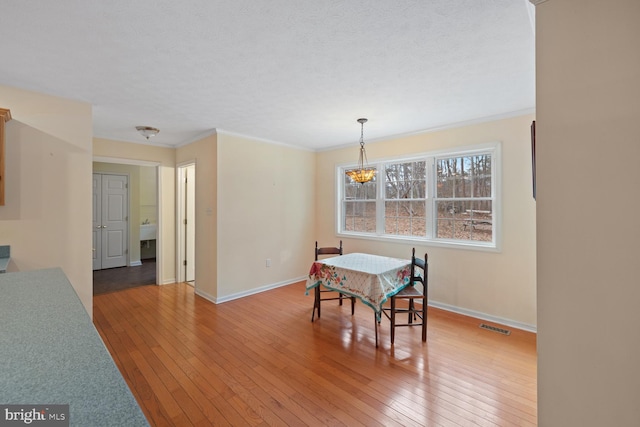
93,282,537,426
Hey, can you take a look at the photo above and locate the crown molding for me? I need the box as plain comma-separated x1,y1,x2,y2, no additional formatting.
529,0,549,5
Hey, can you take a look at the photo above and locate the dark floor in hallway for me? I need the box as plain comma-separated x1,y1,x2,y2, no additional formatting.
93,259,156,295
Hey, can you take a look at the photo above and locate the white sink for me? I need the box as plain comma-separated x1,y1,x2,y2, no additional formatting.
140,224,157,241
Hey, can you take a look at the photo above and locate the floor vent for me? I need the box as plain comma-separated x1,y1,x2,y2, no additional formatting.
479,323,511,336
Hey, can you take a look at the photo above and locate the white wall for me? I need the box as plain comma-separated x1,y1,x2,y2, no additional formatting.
536,1,640,425
317,114,537,328
0,84,93,314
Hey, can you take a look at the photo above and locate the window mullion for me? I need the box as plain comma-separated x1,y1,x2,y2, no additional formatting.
426,157,435,239
376,162,384,235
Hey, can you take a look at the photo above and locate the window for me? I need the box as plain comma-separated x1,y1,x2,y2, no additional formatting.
343,169,377,233
435,154,493,242
338,143,500,250
384,161,426,237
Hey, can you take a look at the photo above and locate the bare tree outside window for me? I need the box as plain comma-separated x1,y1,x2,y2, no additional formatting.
384,161,426,236
436,154,492,242
344,170,377,233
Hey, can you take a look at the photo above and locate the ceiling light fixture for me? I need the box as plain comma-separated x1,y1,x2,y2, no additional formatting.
136,126,160,140
345,118,376,184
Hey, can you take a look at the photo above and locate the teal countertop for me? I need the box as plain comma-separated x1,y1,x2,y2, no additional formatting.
0,245,9,273
0,268,149,426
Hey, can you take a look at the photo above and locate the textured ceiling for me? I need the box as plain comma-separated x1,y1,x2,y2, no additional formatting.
0,1,535,150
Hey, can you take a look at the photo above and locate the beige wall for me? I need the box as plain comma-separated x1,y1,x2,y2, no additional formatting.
216,133,316,299
93,138,176,284
317,114,537,327
175,134,218,299
536,1,640,425
0,84,93,314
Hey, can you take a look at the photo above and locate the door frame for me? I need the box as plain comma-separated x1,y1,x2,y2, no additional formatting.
177,160,196,286
93,156,163,284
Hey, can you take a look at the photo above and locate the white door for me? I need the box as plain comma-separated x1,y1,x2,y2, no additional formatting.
185,165,196,282
93,173,128,270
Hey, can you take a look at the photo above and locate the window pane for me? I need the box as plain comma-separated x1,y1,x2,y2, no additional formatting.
436,200,492,241
410,201,425,217
473,155,492,197
382,160,427,237
439,156,487,198
385,182,398,199
411,217,426,237
384,216,397,234
345,184,358,200
385,201,399,234
412,180,426,198
397,218,411,236
346,180,376,200
344,201,376,233
398,201,411,217
385,201,398,217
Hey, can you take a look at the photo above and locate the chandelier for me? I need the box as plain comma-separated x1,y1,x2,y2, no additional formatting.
345,118,376,184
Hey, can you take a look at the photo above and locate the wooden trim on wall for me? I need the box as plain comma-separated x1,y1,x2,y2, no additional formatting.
0,108,12,206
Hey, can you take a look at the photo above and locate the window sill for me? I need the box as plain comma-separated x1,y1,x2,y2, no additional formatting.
337,231,501,253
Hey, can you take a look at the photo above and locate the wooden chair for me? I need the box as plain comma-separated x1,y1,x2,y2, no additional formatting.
381,248,428,345
311,241,356,322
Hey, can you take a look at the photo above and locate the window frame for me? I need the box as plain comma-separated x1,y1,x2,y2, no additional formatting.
336,141,501,252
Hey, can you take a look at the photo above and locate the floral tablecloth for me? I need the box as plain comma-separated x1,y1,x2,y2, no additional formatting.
305,253,412,314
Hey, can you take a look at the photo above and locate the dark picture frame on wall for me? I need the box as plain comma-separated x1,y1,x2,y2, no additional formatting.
531,120,536,200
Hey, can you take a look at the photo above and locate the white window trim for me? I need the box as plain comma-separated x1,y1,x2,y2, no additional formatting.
336,141,502,252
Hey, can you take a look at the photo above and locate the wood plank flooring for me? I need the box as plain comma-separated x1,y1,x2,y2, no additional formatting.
93,282,537,426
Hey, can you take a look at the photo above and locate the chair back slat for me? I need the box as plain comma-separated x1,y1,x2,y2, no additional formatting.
315,240,343,260
410,248,428,294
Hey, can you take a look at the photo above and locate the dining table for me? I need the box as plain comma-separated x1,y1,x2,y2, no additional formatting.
305,252,412,318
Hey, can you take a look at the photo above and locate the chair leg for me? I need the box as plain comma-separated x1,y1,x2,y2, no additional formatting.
408,299,414,324
375,312,379,348
339,293,343,306
422,297,427,342
350,296,355,315
311,286,321,322
390,297,396,345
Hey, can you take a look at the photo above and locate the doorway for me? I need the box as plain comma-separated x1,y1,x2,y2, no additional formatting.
92,173,128,270
92,159,161,294
177,163,196,285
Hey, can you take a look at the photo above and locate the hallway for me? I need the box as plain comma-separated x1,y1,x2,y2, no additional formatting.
93,259,156,295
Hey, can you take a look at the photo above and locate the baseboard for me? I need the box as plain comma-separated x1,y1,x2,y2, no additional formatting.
161,277,176,285
194,288,216,303
190,277,536,333
428,300,537,333
198,276,307,304
129,260,142,267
